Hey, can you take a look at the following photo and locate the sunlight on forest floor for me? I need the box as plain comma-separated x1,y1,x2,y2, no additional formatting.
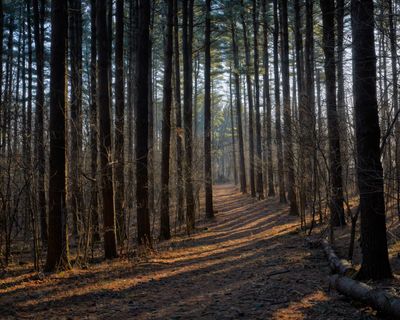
1,185,381,319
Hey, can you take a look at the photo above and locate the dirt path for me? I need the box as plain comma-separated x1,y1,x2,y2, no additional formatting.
1,185,377,319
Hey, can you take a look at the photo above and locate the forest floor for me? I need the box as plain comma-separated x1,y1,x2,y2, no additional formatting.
0,184,387,319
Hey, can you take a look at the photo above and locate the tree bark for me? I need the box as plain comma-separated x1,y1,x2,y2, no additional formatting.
253,0,264,199
115,0,125,243
262,0,275,197
273,0,286,203
32,0,47,243
135,0,151,245
160,0,174,240
173,0,185,226
90,0,100,243
97,0,118,257
68,0,84,240
231,23,247,194
240,1,256,198
388,0,400,218
351,0,392,280
320,0,346,226
280,0,297,214
183,0,195,233
204,0,214,218
45,0,70,272
229,64,238,186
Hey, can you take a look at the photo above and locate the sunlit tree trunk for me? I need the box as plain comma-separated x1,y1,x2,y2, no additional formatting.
231,23,247,194
273,0,285,203
262,0,275,197
280,0,297,214
204,0,214,218
174,0,185,225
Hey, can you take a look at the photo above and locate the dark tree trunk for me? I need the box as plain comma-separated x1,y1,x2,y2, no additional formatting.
0,0,3,134
231,23,247,194
68,0,84,240
253,0,264,199
294,0,307,217
126,0,137,232
262,0,275,197
388,0,400,217
26,0,35,248
280,0,297,214
351,0,392,280
135,0,151,245
305,0,316,220
115,0,125,243
97,0,118,257
240,1,256,198
320,0,346,226
32,0,47,243
45,0,70,272
183,0,195,233
273,0,285,203
148,4,155,225
173,0,184,225
90,0,100,242
204,0,214,218
160,0,174,240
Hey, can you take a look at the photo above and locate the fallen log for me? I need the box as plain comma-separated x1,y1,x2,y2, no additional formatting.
330,274,400,319
321,239,356,276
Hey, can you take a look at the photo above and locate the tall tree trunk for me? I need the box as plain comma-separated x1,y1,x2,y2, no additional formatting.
136,0,151,245
160,0,173,240
26,0,34,236
0,0,3,142
262,0,275,197
183,0,195,233
173,0,184,225
148,3,155,226
45,0,70,272
229,64,238,185
294,0,307,217
97,0,118,257
32,0,47,243
336,0,347,166
68,0,84,240
320,0,346,226
204,0,214,218
126,0,137,236
90,0,100,242
280,0,297,214
253,0,264,199
231,23,247,194
115,0,126,243
388,0,400,217
240,1,256,198
273,0,286,203
351,0,392,280
305,0,316,223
